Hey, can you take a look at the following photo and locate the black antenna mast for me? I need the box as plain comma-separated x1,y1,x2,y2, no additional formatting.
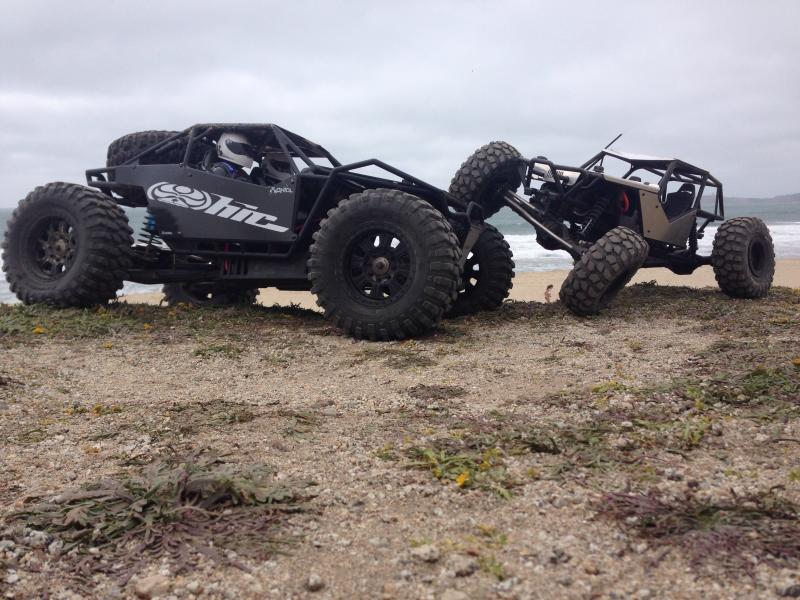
604,133,623,149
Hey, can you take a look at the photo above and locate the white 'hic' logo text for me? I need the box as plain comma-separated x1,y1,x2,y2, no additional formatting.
146,182,288,233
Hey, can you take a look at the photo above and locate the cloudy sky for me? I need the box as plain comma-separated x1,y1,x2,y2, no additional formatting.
1,0,799,207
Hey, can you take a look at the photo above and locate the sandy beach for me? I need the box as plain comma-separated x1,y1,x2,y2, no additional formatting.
120,258,800,308
2,278,799,599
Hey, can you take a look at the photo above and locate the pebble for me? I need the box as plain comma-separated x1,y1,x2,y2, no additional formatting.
410,544,440,563
447,554,478,577
305,573,325,592
133,574,171,599
779,584,800,598
185,581,202,594
582,560,601,575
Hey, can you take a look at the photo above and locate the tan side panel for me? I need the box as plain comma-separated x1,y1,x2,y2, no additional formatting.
638,190,695,246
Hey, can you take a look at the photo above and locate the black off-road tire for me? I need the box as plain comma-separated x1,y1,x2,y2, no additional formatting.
308,188,461,340
447,224,514,317
106,130,198,168
712,217,775,298
2,182,133,307
162,283,259,307
559,227,649,316
449,141,523,218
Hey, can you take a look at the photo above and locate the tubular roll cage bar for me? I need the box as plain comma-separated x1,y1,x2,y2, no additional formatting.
522,150,725,236
86,124,467,261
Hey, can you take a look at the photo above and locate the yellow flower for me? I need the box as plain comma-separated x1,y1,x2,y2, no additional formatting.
103,341,113,349
32,325,46,334
143,323,152,331
456,471,470,487
792,357,800,368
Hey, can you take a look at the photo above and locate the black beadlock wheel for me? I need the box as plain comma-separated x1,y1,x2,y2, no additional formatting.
448,141,523,218
2,182,133,307
162,283,259,307
447,224,514,317
712,217,775,298
559,226,649,316
307,188,462,340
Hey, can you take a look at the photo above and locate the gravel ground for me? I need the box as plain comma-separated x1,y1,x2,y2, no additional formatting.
1,284,799,599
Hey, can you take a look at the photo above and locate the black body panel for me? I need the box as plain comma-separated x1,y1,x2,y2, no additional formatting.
114,165,297,244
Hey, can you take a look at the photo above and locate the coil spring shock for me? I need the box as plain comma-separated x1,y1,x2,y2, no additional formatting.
137,210,163,255
582,196,610,234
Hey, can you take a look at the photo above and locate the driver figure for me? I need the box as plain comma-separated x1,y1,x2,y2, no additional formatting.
207,132,255,181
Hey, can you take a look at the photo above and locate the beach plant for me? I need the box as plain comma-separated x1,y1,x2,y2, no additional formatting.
5,453,315,578
596,487,800,573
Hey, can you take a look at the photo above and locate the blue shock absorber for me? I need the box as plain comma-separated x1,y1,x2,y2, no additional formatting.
144,211,157,233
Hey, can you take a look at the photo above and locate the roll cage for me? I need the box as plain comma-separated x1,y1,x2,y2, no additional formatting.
522,149,725,236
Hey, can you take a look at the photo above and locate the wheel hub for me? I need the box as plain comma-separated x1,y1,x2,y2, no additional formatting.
371,256,391,277
346,231,413,304
35,219,76,276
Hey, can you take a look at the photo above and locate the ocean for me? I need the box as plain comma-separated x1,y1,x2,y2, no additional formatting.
1,196,798,304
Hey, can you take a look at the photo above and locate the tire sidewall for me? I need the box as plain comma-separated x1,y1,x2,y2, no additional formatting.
5,196,92,297
712,217,775,297
449,224,513,315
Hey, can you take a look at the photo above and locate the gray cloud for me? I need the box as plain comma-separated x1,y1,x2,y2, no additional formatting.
1,0,799,206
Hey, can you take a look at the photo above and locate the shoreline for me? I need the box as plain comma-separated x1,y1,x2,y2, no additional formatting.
115,258,800,308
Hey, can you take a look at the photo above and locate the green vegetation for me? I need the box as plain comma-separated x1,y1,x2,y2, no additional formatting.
596,488,800,573
6,453,315,576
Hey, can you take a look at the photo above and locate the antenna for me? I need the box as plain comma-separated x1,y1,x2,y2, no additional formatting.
604,133,623,149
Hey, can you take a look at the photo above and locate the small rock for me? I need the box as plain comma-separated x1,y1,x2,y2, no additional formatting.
620,421,634,430
636,589,652,599
447,554,478,577
185,581,202,594
24,530,49,548
612,436,635,451
664,468,683,481
410,544,440,563
5,572,19,585
755,433,769,443
368,537,387,548
779,584,800,598
496,577,518,591
547,547,570,565
440,590,468,600
134,574,171,599
582,560,601,575
305,573,325,592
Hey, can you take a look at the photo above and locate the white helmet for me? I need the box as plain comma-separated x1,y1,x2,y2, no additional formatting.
217,132,255,168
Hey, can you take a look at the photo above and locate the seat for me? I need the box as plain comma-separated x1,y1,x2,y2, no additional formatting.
663,183,695,220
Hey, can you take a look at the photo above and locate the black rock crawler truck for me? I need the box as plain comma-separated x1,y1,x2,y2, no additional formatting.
449,139,775,315
2,124,514,340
